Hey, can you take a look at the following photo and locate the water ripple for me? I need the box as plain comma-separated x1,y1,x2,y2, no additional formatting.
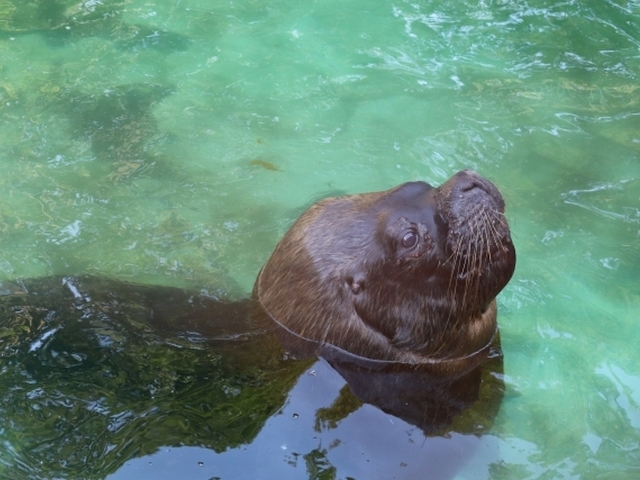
561,180,640,224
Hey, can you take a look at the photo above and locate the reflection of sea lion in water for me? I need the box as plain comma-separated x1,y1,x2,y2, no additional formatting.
257,170,516,371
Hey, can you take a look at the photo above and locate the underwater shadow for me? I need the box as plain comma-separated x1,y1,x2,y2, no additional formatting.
0,275,504,479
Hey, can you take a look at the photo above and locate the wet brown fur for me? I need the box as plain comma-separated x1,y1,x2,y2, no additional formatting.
257,170,516,368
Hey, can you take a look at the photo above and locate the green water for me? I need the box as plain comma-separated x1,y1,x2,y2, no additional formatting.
1,0,639,478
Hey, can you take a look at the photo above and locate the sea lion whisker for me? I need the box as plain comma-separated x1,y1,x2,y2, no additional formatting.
485,211,503,244
480,212,494,266
445,238,461,289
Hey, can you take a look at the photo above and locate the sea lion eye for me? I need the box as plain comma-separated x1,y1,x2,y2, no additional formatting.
401,231,418,249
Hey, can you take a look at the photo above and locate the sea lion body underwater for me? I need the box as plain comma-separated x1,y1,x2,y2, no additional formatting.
257,170,516,370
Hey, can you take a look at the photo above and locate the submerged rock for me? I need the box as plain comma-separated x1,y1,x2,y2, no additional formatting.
62,83,175,180
0,0,191,53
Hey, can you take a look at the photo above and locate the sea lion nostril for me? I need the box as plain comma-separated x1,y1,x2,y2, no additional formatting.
445,172,505,214
459,180,482,193
457,174,490,195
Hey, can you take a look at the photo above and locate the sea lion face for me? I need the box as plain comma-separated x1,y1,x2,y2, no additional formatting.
257,170,516,365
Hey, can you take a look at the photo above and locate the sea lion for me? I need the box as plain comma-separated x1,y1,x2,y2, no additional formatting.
256,170,516,370
0,168,515,475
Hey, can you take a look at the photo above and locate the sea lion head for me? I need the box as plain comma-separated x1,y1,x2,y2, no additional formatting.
257,170,516,367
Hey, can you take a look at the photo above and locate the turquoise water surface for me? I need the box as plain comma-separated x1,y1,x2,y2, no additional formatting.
1,0,639,478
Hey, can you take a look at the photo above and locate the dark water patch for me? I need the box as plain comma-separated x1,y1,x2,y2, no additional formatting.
0,275,309,478
0,0,191,54
0,0,121,43
0,275,505,479
0,0,70,33
61,83,175,181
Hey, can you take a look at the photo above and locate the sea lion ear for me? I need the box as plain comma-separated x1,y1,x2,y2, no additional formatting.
345,273,366,295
